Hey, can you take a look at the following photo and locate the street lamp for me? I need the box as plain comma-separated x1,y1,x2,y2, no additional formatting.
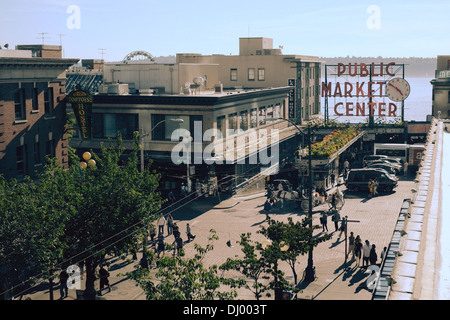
268,117,316,282
139,117,183,269
139,118,184,172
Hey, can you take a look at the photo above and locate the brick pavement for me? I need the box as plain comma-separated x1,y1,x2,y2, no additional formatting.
24,178,414,300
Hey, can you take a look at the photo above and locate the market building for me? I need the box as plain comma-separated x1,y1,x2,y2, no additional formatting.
431,55,450,119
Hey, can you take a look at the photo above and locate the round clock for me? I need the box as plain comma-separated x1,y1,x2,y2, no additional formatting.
386,78,410,102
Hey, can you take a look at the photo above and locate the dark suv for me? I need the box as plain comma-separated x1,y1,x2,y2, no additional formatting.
345,168,398,193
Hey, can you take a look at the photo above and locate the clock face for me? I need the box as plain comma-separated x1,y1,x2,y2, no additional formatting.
386,78,410,102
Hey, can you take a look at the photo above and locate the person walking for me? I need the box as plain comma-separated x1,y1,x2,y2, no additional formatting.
173,236,184,257
158,214,166,235
167,213,174,235
368,179,374,198
370,244,378,265
168,190,175,203
348,231,355,260
338,215,347,238
98,265,111,296
373,179,378,197
332,210,341,232
380,246,387,264
264,199,272,220
320,211,328,232
172,222,180,239
149,223,156,247
157,233,165,258
186,223,196,242
354,235,362,267
363,240,371,267
59,268,69,299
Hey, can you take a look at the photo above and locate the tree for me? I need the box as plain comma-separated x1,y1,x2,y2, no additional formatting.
220,233,272,300
259,217,331,286
130,230,241,300
61,132,164,299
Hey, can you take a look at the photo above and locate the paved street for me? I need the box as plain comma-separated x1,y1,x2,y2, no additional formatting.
24,175,414,300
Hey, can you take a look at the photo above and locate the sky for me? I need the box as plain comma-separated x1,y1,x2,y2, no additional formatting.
1,0,449,62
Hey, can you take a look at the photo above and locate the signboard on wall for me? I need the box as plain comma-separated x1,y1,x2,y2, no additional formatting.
323,63,408,122
67,86,93,140
288,79,295,119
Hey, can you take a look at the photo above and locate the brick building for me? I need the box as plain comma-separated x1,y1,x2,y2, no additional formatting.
0,45,78,180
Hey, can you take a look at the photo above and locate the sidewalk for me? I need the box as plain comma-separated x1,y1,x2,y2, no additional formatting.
24,177,414,300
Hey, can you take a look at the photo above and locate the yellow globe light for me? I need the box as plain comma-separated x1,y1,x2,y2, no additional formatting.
280,241,289,252
88,159,96,167
261,240,272,250
82,152,91,161
80,161,88,169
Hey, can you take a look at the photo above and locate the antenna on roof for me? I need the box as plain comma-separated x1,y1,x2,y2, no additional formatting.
37,32,49,45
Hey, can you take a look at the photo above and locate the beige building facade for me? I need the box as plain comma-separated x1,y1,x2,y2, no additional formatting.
431,55,450,119
176,37,323,124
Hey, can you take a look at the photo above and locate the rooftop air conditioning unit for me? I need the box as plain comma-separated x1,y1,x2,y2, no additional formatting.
214,83,223,94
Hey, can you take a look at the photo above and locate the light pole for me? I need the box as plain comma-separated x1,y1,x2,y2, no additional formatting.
138,117,183,269
269,117,316,282
139,118,184,172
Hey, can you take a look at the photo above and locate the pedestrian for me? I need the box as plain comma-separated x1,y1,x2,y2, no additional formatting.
348,231,355,260
173,236,184,257
338,215,347,238
331,210,341,232
158,214,166,235
403,162,409,177
354,235,362,267
98,265,111,296
363,240,371,267
330,193,337,210
320,211,328,232
168,190,175,203
157,233,165,258
59,268,69,299
149,223,156,246
167,213,174,235
368,179,374,198
380,246,387,263
172,222,180,239
370,244,378,265
264,199,272,220
373,178,378,197
186,223,196,242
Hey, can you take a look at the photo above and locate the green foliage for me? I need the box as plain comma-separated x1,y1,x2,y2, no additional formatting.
130,230,241,300
0,131,163,298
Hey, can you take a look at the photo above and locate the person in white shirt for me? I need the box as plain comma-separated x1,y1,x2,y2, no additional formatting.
363,240,371,267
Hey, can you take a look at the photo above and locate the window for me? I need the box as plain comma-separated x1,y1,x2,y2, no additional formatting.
274,104,281,120
239,110,248,131
151,114,195,141
93,113,138,139
248,68,255,81
14,88,26,120
258,68,265,81
34,142,41,165
259,106,266,125
250,108,257,128
217,115,226,139
266,105,273,123
32,87,39,111
230,69,238,81
46,140,55,159
44,87,54,114
228,113,237,133
16,145,27,175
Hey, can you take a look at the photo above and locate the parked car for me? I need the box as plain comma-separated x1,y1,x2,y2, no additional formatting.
272,179,293,191
366,163,397,175
345,168,398,193
365,160,402,174
363,155,388,165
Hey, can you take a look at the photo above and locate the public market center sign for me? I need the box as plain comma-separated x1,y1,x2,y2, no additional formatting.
322,62,410,118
